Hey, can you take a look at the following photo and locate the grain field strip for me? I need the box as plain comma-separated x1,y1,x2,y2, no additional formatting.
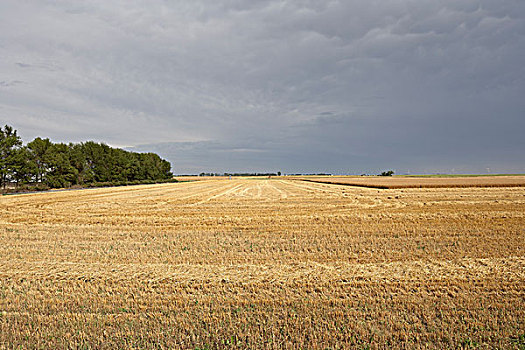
2,257,524,282
278,179,339,195
285,179,356,197
269,180,289,199
161,181,240,203
255,182,263,198
188,183,245,206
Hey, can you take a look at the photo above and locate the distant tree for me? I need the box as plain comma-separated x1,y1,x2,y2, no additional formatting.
11,147,37,187
45,143,78,188
27,137,53,183
0,125,23,189
69,143,94,184
1,125,173,191
109,148,130,182
159,158,173,179
80,141,104,182
380,170,394,176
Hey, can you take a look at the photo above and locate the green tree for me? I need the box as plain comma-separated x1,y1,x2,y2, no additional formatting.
110,148,131,182
94,143,112,182
27,137,53,183
45,143,78,188
69,143,94,185
1,126,173,190
11,147,37,187
0,125,23,189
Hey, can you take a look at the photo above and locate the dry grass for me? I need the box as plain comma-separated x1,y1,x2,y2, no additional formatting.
296,175,525,189
0,179,524,349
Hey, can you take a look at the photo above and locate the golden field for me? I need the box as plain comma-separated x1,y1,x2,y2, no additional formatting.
0,179,524,349
175,176,231,182
293,175,525,189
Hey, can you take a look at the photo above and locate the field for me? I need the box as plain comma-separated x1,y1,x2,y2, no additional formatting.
0,179,524,348
175,176,232,182
295,175,525,189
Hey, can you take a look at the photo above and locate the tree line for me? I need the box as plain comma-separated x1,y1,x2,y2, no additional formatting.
0,125,174,191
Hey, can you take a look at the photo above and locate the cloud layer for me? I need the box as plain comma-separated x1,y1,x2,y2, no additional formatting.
1,1,524,174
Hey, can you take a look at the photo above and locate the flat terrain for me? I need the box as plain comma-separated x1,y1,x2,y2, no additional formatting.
175,176,231,181
296,175,525,189
0,179,524,348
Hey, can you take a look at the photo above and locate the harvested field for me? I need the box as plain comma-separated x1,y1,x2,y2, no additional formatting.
175,176,231,181
0,179,524,348
297,175,525,189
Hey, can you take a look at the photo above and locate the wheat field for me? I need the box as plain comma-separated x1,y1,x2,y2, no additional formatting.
293,175,525,189
0,179,524,349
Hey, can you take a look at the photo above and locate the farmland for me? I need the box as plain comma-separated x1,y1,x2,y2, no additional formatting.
0,179,524,348
293,175,525,189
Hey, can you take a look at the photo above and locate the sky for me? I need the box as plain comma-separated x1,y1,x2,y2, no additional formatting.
1,0,524,175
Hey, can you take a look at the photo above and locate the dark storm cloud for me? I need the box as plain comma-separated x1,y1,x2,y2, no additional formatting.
1,0,524,173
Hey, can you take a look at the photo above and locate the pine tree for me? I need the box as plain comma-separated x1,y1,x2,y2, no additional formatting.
0,125,23,189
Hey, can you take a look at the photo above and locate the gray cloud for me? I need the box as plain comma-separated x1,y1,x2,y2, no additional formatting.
0,80,24,87
1,0,524,173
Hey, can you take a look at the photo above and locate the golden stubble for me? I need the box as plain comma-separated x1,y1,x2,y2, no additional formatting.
0,179,524,349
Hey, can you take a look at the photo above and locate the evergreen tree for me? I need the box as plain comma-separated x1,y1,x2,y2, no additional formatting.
45,143,78,188
27,137,53,183
11,147,37,187
0,125,23,189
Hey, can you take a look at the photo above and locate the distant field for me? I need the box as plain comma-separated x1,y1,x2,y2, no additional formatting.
175,176,279,182
402,173,525,178
175,176,231,181
296,175,525,189
0,179,524,348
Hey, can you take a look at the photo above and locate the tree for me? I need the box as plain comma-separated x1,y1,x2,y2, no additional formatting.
45,143,78,188
1,126,174,191
11,147,37,187
380,170,394,176
0,125,23,189
27,137,53,183
69,143,92,185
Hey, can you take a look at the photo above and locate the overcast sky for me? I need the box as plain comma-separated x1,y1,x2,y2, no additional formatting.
1,1,524,174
